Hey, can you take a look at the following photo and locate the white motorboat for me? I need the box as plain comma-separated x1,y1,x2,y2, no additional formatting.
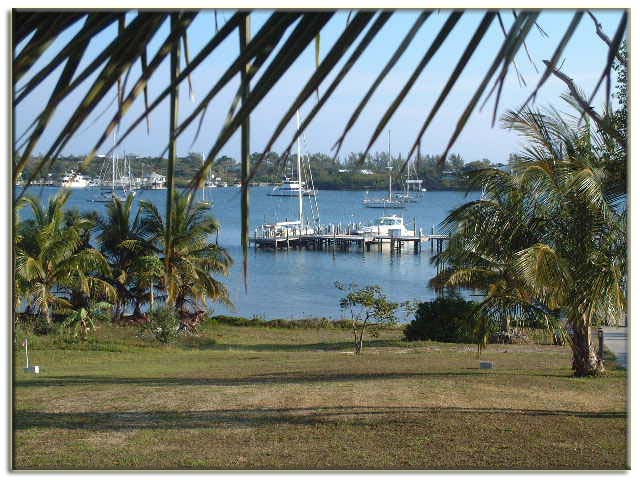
268,177,315,196
351,215,413,238
61,171,90,188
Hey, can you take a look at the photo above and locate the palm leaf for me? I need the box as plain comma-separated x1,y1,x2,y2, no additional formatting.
441,12,537,162
277,12,393,165
358,11,464,165
104,11,250,158
249,12,375,178
519,11,583,110
189,13,333,193
331,11,431,160
404,12,496,170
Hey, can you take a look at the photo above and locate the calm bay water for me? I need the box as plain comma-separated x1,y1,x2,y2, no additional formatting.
19,186,479,320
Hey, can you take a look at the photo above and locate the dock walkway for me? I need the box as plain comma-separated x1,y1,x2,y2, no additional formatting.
250,232,448,255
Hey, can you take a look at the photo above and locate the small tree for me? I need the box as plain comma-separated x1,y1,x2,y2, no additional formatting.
336,282,398,354
62,301,112,340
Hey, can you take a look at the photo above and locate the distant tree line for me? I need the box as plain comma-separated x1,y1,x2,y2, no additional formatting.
20,150,509,190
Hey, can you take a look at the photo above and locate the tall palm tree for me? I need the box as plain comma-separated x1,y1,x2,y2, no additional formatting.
432,168,554,346
434,105,626,376
16,192,115,327
95,194,152,320
140,192,232,315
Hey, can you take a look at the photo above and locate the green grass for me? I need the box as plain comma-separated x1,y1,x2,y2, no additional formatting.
13,322,627,470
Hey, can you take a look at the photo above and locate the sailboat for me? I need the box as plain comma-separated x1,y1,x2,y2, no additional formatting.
257,111,316,237
94,151,136,203
392,161,423,203
363,130,405,209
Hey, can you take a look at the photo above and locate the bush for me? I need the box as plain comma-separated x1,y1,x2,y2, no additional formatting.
140,307,180,344
404,297,478,343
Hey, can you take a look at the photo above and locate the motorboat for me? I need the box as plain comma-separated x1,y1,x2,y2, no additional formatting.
351,215,413,238
61,171,90,188
268,177,315,197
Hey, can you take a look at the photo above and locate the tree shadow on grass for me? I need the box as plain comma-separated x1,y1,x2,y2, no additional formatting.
13,405,626,431
14,368,576,389
188,338,406,352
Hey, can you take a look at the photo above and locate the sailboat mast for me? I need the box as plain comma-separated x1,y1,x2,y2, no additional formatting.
297,110,303,229
388,129,392,201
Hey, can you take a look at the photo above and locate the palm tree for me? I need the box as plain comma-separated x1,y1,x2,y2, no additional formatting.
62,301,112,340
95,194,153,320
432,167,555,349
140,192,232,316
16,192,116,327
435,105,626,376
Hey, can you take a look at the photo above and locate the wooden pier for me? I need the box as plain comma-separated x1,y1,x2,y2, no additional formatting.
250,232,448,255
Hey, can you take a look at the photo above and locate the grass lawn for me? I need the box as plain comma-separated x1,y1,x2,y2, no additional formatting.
12,322,628,470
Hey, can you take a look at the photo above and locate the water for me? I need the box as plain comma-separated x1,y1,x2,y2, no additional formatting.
16,186,479,320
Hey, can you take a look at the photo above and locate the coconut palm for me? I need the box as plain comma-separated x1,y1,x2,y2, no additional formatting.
94,194,153,320
140,192,232,315
435,105,626,376
432,167,556,349
16,192,116,327
62,301,112,340
129,255,165,314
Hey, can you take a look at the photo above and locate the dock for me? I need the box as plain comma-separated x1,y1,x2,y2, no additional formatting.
250,230,449,255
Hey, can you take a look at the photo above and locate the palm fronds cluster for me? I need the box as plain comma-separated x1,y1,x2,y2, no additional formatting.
432,103,626,376
12,9,627,267
15,191,231,337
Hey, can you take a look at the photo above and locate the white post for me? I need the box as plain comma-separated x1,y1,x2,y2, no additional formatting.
24,338,29,368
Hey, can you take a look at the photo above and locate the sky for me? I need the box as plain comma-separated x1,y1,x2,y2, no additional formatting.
14,9,626,165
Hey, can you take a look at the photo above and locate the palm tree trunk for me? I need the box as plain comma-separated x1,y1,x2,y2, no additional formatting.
165,13,180,307
569,313,604,376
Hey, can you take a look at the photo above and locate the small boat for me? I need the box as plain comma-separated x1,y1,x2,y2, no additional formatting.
351,215,412,237
256,220,315,238
61,171,90,188
362,130,406,209
362,196,405,209
268,177,315,197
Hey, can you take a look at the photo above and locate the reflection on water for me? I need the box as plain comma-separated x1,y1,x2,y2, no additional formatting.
17,186,479,320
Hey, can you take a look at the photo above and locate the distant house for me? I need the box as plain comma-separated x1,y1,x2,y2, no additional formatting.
338,169,351,173
440,169,458,180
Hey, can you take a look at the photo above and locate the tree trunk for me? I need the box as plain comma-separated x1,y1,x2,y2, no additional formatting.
569,314,604,377
356,321,367,355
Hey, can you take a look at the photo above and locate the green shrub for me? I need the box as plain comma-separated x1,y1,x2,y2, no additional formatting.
403,297,479,343
140,307,180,344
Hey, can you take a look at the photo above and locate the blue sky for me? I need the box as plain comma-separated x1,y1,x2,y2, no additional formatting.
15,9,626,164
